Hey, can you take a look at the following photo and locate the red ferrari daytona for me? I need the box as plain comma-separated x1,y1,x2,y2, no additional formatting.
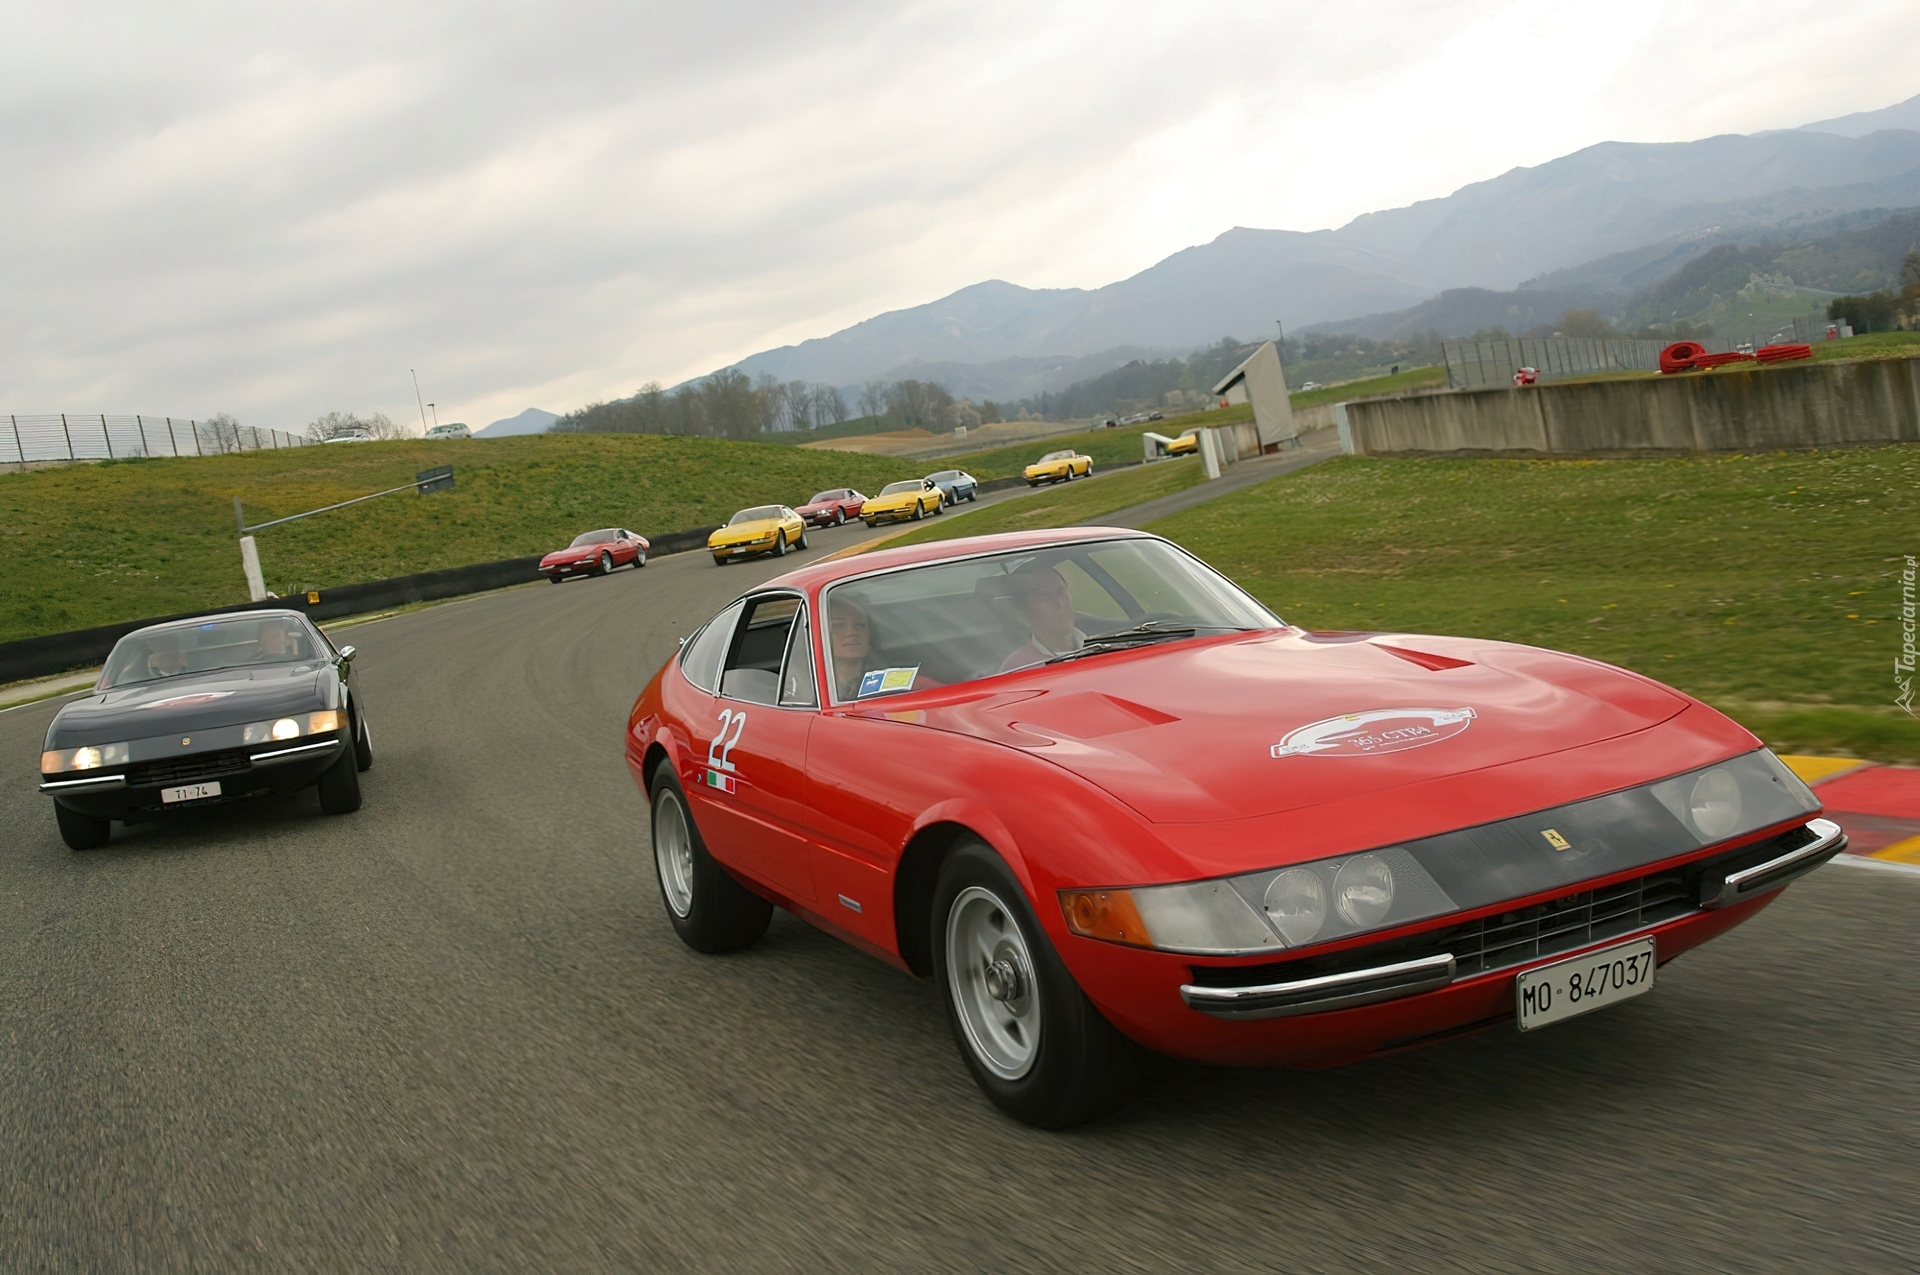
540,527,649,582
624,528,1841,1127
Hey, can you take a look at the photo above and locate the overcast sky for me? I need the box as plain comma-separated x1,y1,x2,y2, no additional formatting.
2,1,1915,433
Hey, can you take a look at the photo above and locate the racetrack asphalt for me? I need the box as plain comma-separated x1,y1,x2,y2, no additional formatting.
3,515,1917,1271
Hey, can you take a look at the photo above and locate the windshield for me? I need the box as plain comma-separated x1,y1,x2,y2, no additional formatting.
102,616,323,689
821,538,1279,702
807,490,842,504
1039,450,1071,462
928,471,959,481
729,506,783,525
879,481,922,496
569,529,618,547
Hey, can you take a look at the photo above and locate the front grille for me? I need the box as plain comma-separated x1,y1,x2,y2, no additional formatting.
127,748,253,788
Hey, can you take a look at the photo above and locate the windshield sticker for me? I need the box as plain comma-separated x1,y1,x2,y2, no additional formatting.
857,666,919,698
1270,707,1476,759
141,692,236,710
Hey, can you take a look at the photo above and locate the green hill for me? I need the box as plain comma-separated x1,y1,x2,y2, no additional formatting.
0,434,922,642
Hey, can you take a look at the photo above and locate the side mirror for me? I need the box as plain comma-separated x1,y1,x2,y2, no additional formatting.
337,645,357,664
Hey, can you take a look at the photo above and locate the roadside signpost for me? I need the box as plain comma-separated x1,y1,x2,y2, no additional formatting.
234,466,455,602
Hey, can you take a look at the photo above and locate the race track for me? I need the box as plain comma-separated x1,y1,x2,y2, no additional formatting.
2,519,1916,1271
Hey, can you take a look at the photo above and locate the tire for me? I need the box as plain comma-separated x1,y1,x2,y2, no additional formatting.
598,551,613,575
632,550,647,569
316,743,362,814
797,530,810,550
932,496,944,515
54,801,111,850
911,502,924,521
549,575,564,584
774,530,788,557
931,839,1140,1128
834,509,845,526
1026,480,1039,487
353,710,373,772
650,774,772,953
714,555,729,566
967,488,977,503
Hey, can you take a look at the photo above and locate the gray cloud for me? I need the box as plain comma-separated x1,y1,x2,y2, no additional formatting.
2,0,1915,432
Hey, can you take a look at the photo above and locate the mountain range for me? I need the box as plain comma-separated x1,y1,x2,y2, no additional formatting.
474,407,559,437
713,92,1920,401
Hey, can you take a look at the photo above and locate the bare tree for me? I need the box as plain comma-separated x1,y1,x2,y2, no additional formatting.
814,386,848,428
859,380,890,422
304,410,406,442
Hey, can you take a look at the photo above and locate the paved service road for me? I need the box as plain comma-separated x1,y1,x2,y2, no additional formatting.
2,518,1916,1271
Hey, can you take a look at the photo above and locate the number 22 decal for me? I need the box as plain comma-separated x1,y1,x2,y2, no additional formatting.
707,709,747,773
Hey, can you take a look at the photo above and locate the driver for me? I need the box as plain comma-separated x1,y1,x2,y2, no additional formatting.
250,622,293,662
829,598,875,701
999,562,1086,671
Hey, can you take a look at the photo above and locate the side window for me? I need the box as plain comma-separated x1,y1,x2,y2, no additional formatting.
778,608,818,708
719,595,799,706
679,600,743,693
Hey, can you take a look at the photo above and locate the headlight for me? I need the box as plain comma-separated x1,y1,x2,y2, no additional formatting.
242,711,341,745
1063,845,1452,957
1262,869,1327,945
1687,768,1742,839
41,742,131,773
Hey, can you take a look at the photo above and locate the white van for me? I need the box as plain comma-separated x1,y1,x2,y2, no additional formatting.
425,422,471,440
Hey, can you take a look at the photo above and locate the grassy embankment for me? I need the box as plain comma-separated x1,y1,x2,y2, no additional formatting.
0,434,923,642
1146,447,1918,763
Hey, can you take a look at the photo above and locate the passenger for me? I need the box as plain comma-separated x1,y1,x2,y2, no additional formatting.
146,635,188,679
999,562,1086,671
251,623,292,662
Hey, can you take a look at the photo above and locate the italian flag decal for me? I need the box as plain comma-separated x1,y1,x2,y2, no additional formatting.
704,769,736,793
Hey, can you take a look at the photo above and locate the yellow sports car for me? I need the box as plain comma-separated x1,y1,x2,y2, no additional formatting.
1023,449,1093,486
1166,429,1200,456
709,504,809,565
861,479,946,526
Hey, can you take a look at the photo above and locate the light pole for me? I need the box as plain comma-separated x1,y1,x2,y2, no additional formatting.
411,369,429,436
428,403,440,432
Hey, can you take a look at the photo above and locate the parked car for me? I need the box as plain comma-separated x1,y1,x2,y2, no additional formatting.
625,527,1842,1127
709,506,808,564
324,430,374,444
924,470,979,505
1023,449,1093,486
1166,429,1200,456
861,479,945,525
541,528,649,582
796,489,867,527
425,422,471,440
39,611,375,848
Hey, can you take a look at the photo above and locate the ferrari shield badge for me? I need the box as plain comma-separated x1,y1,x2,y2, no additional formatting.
1270,707,1476,758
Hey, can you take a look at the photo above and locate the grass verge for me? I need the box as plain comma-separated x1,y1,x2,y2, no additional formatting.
0,433,922,641
1138,446,1918,763
887,459,1207,550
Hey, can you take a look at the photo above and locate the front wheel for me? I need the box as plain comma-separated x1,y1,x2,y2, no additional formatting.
713,555,729,567
632,550,647,569
548,575,564,584
651,775,772,953
932,497,944,515
967,488,978,503
316,744,362,814
834,509,846,526
54,802,111,850
910,502,924,521
353,711,373,772
598,551,613,574
773,530,789,556
932,840,1139,1128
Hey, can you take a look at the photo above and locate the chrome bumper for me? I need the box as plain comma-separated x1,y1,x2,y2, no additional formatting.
1701,817,1846,908
1180,953,1457,1021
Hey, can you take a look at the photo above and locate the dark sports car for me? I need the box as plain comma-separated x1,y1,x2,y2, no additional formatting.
38,610,373,849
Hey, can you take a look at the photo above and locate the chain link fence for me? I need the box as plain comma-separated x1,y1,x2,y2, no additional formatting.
1442,313,1835,389
2,414,309,465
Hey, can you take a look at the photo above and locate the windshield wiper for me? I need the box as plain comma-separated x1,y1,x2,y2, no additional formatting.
1042,621,1198,665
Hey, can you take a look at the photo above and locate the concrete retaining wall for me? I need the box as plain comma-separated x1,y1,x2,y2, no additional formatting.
1339,357,1920,457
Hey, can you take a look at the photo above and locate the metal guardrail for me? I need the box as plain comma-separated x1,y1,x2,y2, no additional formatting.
3,414,308,464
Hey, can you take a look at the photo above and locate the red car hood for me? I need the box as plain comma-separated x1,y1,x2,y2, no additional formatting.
874,630,1689,825
541,547,598,565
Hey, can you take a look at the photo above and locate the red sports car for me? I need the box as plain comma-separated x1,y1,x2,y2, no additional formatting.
540,527,649,582
796,488,867,527
624,528,1841,1127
